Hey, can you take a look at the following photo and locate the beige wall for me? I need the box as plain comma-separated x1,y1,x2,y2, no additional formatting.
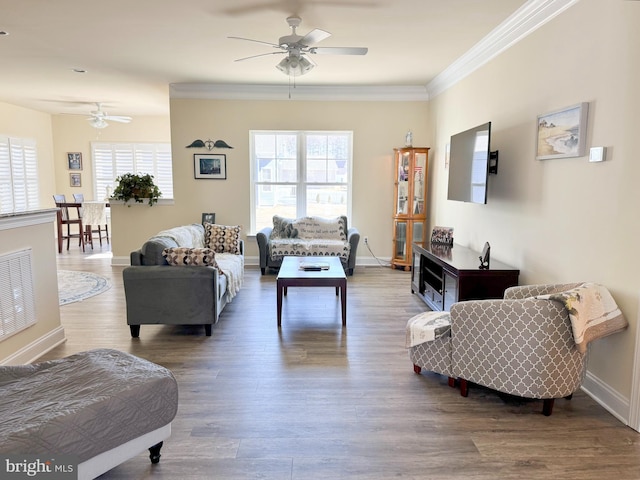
428,1,638,399
110,98,430,262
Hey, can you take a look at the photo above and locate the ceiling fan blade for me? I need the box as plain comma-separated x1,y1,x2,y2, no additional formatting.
228,36,283,49
235,51,287,62
104,115,132,123
298,28,331,46
309,46,368,55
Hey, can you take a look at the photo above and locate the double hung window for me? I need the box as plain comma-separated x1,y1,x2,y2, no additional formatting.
250,131,352,232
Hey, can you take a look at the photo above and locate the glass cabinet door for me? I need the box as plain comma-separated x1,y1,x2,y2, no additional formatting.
394,221,407,261
412,221,424,244
396,152,410,215
412,152,426,215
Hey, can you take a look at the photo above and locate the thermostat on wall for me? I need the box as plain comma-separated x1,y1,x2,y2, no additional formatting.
589,146,606,162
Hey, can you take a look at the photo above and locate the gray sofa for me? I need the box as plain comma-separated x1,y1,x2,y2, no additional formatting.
256,215,360,275
123,223,244,337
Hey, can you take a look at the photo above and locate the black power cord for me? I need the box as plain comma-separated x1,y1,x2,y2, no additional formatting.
363,237,391,267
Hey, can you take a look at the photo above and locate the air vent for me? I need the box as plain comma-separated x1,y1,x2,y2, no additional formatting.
0,248,36,340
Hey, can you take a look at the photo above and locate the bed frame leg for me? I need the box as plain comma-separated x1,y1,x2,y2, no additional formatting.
149,441,163,464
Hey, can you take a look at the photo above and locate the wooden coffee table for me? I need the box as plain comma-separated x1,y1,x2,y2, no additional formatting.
276,256,347,327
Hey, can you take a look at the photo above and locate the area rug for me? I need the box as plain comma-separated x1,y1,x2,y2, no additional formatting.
58,270,111,306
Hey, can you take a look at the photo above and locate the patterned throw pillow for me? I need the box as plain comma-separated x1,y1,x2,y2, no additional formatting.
162,247,223,273
204,223,241,254
270,215,297,239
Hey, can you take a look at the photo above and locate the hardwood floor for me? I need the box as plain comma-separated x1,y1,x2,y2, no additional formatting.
45,246,640,479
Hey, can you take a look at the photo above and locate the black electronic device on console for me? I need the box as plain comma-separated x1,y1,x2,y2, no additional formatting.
479,242,491,269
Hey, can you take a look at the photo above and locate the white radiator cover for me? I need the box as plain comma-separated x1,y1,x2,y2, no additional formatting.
0,248,36,340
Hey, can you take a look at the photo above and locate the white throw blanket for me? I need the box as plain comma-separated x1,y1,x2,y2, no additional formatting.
536,282,628,353
405,311,452,348
216,253,244,301
156,224,205,248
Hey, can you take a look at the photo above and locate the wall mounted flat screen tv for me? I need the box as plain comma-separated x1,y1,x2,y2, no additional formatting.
447,121,492,204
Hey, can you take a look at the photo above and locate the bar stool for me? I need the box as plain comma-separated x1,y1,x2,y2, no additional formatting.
53,194,85,253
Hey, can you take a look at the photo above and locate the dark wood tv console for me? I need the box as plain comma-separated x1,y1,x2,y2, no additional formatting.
411,243,519,311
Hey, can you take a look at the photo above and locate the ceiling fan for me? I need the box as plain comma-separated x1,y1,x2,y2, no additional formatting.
229,15,368,77
87,103,132,129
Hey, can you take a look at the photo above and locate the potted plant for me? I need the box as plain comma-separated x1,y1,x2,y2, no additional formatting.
112,173,161,206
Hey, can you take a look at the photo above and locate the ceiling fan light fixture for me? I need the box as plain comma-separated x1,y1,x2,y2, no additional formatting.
276,55,314,77
89,117,108,129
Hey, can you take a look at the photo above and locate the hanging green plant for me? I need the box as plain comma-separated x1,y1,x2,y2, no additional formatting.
112,173,161,206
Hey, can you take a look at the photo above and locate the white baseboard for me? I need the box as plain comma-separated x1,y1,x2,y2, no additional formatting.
111,256,130,266
581,369,630,426
1,326,66,365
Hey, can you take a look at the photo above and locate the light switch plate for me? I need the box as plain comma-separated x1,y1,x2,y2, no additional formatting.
589,146,606,162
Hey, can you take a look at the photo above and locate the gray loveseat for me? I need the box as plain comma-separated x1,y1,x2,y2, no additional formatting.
256,215,360,275
123,223,244,337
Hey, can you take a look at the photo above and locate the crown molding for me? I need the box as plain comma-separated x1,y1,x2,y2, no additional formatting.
426,0,579,98
170,83,429,102
171,0,578,103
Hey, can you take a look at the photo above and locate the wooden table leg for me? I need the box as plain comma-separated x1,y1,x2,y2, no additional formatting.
340,280,347,326
277,281,283,327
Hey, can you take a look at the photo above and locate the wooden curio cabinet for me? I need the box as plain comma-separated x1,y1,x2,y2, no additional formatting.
392,147,429,270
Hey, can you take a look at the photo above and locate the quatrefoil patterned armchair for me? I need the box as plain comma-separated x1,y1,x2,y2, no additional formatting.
410,283,590,415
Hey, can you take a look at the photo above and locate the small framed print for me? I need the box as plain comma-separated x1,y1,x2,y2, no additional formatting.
67,152,82,170
201,213,216,225
194,154,226,179
70,173,81,187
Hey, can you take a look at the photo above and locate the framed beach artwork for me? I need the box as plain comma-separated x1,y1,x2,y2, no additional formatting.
536,102,589,160
194,154,226,179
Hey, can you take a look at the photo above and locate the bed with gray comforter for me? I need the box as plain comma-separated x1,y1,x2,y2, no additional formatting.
0,349,178,466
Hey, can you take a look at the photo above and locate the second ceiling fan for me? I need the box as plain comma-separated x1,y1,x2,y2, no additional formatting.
229,15,368,76
87,103,132,129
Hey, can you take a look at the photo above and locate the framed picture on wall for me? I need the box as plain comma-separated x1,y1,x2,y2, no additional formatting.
194,154,226,179
67,152,82,170
201,213,216,225
70,173,81,187
536,102,589,160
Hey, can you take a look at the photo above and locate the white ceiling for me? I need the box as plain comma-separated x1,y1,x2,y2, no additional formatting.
0,0,529,117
